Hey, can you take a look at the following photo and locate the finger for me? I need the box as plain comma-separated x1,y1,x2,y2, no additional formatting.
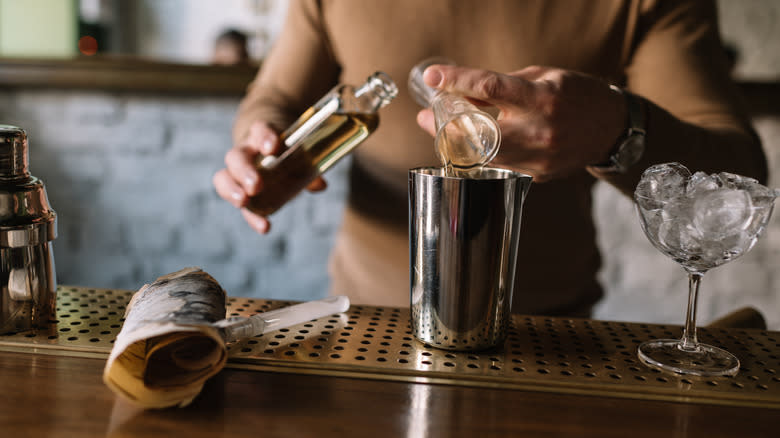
509,65,548,81
213,169,247,208
246,121,281,155
306,176,328,192
423,65,537,108
489,121,550,178
416,109,436,137
241,208,271,234
225,146,263,195
491,143,560,183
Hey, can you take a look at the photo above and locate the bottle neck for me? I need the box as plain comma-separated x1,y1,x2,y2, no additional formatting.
354,72,398,112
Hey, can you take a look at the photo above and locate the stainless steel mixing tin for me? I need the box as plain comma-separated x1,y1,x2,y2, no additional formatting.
409,167,531,351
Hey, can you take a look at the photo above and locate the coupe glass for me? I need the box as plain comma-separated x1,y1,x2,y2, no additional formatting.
634,163,778,377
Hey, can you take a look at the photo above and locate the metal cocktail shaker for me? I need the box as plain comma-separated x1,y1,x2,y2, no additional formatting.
409,167,532,351
0,125,57,334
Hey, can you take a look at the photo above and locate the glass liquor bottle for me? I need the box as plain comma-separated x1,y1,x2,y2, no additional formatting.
247,72,398,216
408,57,500,176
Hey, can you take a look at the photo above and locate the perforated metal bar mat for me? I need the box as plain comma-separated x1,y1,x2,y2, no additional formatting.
1,286,779,409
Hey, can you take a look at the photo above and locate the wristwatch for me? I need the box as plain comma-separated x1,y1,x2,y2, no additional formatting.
587,85,646,174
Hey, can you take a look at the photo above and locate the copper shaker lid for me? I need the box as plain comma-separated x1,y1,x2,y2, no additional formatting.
0,125,57,247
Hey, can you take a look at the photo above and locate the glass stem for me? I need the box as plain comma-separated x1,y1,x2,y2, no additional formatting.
679,272,703,351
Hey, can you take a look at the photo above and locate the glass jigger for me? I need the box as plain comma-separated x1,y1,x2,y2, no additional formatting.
408,57,500,174
634,163,778,377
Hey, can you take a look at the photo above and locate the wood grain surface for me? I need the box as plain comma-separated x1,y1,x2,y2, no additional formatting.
1,351,777,438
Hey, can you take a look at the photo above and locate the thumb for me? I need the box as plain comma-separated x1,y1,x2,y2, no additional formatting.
245,121,281,156
423,65,537,108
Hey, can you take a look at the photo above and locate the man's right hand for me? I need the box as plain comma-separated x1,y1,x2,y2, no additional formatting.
213,121,327,234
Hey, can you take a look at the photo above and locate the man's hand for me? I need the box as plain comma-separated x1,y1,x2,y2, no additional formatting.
212,121,326,234
416,65,627,182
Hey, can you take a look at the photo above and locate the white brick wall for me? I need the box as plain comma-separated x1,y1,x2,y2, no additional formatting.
0,90,349,302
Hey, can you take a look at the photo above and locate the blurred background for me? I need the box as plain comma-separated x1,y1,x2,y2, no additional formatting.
0,0,778,328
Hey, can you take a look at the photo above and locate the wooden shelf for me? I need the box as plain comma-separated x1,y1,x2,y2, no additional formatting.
0,56,259,95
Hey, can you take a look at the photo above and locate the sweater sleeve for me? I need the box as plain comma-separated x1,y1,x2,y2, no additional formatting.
594,0,767,195
232,0,342,145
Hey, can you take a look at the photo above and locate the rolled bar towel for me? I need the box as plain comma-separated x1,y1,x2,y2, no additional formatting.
103,267,228,408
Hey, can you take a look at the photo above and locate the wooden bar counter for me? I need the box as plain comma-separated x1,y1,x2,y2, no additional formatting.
1,287,778,437
0,350,777,438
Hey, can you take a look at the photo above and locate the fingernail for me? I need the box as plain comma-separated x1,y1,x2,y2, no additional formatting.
254,217,269,233
424,68,443,87
231,191,243,202
261,138,274,155
244,172,258,190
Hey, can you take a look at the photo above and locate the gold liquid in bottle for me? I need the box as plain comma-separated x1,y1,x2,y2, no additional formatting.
247,110,379,216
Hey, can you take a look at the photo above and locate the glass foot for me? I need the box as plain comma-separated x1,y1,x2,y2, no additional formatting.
637,339,740,377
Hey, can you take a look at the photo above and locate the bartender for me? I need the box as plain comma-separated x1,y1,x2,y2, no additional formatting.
213,0,766,317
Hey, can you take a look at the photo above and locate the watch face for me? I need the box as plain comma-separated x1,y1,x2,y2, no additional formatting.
617,134,645,168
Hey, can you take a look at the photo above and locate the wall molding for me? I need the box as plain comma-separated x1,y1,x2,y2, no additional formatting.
0,56,258,95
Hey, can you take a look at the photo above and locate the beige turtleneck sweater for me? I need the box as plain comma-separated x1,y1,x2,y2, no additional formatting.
233,0,765,316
